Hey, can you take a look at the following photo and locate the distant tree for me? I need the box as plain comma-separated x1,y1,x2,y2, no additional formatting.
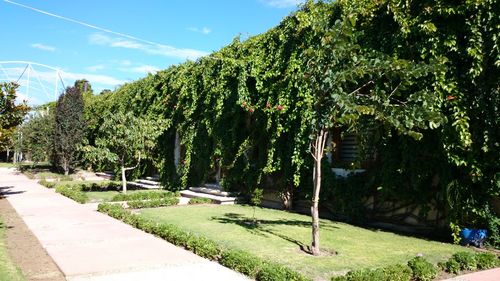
54,85,85,175
83,111,167,193
0,82,29,156
17,108,55,165
74,79,93,94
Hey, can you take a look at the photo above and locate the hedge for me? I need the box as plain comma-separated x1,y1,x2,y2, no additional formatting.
55,184,88,204
439,251,499,274
97,203,310,281
127,197,179,209
111,190,178,202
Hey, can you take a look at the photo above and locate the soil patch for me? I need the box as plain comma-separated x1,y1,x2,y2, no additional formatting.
0,197,65,281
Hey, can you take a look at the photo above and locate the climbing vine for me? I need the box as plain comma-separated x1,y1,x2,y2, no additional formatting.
83,0,499,243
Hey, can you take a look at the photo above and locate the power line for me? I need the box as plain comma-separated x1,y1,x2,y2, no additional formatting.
4,0,166,47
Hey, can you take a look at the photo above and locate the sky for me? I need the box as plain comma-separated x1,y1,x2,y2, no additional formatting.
0,0,303,105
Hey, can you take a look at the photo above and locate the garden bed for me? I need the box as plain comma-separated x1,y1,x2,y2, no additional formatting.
137,205,473,280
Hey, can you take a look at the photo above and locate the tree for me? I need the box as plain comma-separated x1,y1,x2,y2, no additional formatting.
16,108,55,164
54,85,85,175
83,111,167,193
299,2,444,255
0,82,29,156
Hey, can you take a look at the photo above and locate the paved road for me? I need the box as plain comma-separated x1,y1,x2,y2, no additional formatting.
0,168,249,281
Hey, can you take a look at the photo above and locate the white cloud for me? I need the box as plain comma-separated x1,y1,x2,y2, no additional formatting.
260,0,304,8
89,33,208,60
187,26,212,35
30,43,56,52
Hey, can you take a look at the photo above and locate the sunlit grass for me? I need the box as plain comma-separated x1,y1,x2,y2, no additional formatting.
140,204,468,280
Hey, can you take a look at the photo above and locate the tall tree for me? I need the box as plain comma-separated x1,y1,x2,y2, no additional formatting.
54,85,85,175
17,108,55,164
0,82,29,156
83,112,167,193
299,2,444,255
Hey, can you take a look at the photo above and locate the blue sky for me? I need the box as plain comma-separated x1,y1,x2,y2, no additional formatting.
0,0,302,104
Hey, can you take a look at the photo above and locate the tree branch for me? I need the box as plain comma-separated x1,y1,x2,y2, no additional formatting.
124,151,142,171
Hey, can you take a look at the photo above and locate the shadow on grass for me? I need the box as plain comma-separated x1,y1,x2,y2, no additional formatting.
211,212,339,254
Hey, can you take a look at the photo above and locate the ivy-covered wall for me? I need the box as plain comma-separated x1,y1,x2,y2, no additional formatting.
84,0,499,241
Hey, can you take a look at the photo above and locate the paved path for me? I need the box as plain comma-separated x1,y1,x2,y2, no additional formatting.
444,267,500,281
0,168,249,281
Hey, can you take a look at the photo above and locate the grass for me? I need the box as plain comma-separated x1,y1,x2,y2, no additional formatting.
0,219,24,281
0,162,15,168
140,205,469,280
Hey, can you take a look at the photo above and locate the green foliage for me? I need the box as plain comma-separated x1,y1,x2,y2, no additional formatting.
55,184,88,204
439,259,460,275
251,188,263,206
0,82,29,151
98,203,308,281
126,197,179,209
450,252,477,271
15,109,54,164
440,251,498,274
220,250,263,278
82,111,167,191
111,191,177,202
80,0,500,241
38,179,56,189
475,252,499,270
332,264,412,281
54,84,85,175
185,235,221,260
188,197,213,204
407,256,437,281
256,262,309,281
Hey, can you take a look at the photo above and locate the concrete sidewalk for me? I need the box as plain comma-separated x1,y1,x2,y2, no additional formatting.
444,267,500,281
0,168,249,281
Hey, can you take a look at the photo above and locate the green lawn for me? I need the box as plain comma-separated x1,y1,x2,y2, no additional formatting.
0,162,15,168
140,205,468,280
0,219,24,281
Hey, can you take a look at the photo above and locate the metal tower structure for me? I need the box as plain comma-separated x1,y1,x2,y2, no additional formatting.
0,61,67,106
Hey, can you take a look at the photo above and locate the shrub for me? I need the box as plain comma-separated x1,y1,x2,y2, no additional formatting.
56,184,88,203
220,250,263,278
112,191,177,202
331,264,411,281
440,259,460,274
475,252,498,270
257,262,309,281
127,197,179,209
451,251,477,271
38,179,56,188
188,197,213,204
186,235,222,260
407,256,437,281
382,264,412,281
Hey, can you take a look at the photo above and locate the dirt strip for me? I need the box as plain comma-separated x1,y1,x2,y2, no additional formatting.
0,196,65,281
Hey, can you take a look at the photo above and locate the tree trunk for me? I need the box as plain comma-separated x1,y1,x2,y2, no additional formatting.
6,148,10,162
311,128,328,256
63,160,69,176
121,164,127,194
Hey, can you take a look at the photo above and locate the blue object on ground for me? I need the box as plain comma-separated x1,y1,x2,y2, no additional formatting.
460,228,488,247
